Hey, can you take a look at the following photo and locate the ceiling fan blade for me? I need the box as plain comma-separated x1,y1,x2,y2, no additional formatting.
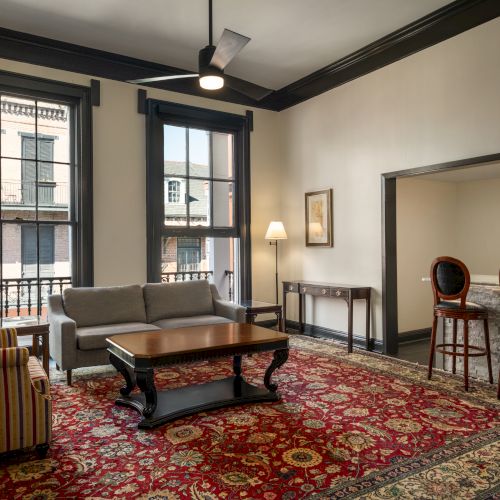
127,74,199,84
224,74,273,101
210,29,250,70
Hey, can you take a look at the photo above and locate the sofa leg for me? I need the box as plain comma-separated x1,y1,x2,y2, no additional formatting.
67,369,72,386
36,443,49,458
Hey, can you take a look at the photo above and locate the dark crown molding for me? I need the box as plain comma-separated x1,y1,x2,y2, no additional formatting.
0,0,498,112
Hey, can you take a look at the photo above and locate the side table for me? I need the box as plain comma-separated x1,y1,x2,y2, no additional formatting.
240,300,283,332
1,316,50,377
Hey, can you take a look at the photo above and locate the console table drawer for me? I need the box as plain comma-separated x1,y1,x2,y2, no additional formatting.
300,285,330,296
285,283,299,293
331,288,349,299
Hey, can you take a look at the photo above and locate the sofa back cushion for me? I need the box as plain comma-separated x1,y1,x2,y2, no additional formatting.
143,280,214,323
62,285,147,327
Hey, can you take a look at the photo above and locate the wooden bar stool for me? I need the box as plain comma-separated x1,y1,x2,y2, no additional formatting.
427,256,493,391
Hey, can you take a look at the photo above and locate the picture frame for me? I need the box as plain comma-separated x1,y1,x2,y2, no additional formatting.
305,188,333,247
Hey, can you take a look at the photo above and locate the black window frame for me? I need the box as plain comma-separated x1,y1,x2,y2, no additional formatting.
0,70,94,315
146,100,252,300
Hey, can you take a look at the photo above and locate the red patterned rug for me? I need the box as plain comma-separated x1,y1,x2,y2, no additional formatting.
1,335,499,499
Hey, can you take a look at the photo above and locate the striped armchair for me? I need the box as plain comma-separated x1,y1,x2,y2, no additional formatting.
0,328,52,457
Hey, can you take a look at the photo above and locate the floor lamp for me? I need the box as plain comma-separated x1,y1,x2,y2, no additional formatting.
265,221,288,304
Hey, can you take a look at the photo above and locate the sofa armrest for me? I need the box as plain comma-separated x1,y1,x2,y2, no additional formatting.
213,299,246,323
0,346,29,367
0,328,19,348
48,294,77,370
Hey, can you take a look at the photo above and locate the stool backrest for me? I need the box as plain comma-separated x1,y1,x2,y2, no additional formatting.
430,256,470,307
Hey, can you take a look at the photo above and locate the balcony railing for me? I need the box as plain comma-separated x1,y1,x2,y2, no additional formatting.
1,276,72,317
161,270,234,301
1,180,69,207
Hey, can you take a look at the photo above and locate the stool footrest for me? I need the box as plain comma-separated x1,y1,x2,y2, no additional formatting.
435,343,487,357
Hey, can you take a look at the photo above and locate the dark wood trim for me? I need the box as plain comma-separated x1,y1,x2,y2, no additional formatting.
381,152,500,358
398,328,432,343
0,0,498,111
0,69,94,287
284,320,383,353
265,0,500,110
138,89,147,114
90,79,100,107
145,99,252,300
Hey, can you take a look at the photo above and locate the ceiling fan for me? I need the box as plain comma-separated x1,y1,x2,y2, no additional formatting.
127,0,272,101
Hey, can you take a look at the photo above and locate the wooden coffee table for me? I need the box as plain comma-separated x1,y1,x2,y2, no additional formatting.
106,323,289,428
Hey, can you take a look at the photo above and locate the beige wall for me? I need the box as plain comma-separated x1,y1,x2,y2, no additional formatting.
0,58,284,301
396,178,457,333
397,175,500,332
279,17,500,340
456,178,500,274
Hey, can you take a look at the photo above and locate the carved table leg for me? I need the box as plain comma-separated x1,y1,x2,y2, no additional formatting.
109,352,135,396
264,349,289,392
136,368,157,418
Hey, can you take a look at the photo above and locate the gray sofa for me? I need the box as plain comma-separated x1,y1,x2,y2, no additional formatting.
48,280,245,384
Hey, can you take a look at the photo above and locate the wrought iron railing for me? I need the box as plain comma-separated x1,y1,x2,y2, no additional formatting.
1,180,69,207
1,276,72,317
161,270,234,301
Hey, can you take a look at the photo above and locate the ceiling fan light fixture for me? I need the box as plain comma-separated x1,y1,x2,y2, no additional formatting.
199,74,224,90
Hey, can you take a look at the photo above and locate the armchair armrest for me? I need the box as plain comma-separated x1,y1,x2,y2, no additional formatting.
213,299,246,323
1,327,19,348
0,346,29,367
48,294,77,370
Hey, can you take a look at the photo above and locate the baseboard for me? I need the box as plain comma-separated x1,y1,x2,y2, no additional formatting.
283,320,383,353
398,328,431,343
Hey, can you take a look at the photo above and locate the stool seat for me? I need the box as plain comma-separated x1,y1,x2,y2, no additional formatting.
428,256,493,391
435,300,486,312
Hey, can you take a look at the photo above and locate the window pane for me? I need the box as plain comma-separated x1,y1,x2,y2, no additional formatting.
164,177,186,226
1,159,36,221
213,181,234,227
1,96,36,159
38,163,71,221
37,101,71,164
189,179,210,227
212,132,234,179
164,125,186,176
189,128,209,178
160,236,237,300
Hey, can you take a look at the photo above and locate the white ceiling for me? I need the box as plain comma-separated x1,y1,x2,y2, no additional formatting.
414,161,500,183
0,0,452,89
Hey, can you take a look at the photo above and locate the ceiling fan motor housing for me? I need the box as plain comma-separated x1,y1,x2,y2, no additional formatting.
199,45,223,77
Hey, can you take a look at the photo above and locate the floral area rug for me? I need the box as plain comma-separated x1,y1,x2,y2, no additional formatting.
1,335,499,499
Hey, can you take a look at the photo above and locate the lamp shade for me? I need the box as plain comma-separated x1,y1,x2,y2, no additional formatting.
265,221,287,240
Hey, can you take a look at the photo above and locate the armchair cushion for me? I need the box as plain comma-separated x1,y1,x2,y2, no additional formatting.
143,280,214,323
63,285,147,327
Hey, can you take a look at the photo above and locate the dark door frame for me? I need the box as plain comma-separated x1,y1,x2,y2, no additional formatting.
381,152,500,355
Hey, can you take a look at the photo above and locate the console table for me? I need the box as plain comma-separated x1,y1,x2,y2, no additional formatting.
282,281,371,353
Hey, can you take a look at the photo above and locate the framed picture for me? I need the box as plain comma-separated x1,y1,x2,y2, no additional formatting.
305,189,333,247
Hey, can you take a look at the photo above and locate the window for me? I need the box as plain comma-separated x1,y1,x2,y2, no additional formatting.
177,237,201,271
146,101,251,300
167,179,181,203
0,72,93,317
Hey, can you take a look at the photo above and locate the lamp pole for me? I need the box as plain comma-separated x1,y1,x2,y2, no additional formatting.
270,240,279,304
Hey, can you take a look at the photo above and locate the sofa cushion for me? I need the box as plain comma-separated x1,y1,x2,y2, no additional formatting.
63,285,147,327
152,315,232,330
143,280,214,323
76,322,160,351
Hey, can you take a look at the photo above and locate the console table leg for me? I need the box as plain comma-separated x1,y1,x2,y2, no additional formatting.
276,310,283,332
109,352,135,396
136,369,157,417
264,349,289,392
347,295,354,353
365,295,371,350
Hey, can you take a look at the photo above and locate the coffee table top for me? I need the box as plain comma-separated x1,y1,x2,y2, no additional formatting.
107,323,288,359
